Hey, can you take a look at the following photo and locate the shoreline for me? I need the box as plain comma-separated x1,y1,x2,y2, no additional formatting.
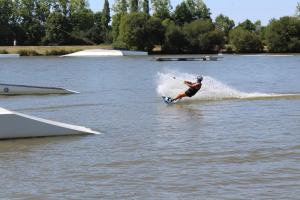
0,45,299,56
0,45,112,56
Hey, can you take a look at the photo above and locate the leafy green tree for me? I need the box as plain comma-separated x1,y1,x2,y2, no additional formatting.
238,19,256,32
197,29,224,52
112,14,122,42
70,8,95,44
143,0,149,15
265,17,300,52
259,26,267,46
254,20,262,31
34,0,52,24
151,0,172,20
163,22,187,53
9,0,27,45
53,0,71,17
116,13,164,51
113,0,128,14
87,12,105,44
161,18,173,27
130,0,138,12
185,0,211,20
215,14,235,36
44,12,72,44
296,2,300,17
116,13,149,50
183,19,213,50
112,0,128,42
183,19,224,53
229,27,263,53
70,0,89,14
17,0,52,44
51,0,87,17
50,0,95,45
145,17,165,51
173,2,193,25
101,0,110,29
0,0,14,45
54,0,93,44
71,8,94,31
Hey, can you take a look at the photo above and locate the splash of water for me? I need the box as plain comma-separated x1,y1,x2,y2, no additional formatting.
156,71,299,101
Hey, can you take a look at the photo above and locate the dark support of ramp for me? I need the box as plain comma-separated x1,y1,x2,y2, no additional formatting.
156,56,222,61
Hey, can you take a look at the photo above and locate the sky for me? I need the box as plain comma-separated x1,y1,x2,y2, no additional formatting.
88,0,299,25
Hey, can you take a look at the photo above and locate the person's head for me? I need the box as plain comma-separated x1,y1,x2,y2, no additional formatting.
197,76,203,83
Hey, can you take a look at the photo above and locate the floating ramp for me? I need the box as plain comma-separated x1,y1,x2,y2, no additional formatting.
62,49,148,57
0,83,79,95
156,56,221,61
0,107,99,139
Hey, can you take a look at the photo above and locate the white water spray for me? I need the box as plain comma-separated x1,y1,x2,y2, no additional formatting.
156,71,299,101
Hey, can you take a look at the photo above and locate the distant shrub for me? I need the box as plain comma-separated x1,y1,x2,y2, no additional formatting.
183,19,225,53
0,50,9,54
224,44,234,53
162,22,187,53
229,27,263,53
265,17,300,53
116,13,164,52
112,40,127,49
17,49,40,56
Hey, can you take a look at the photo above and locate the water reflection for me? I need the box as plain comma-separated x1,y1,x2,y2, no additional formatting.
0,135,89,154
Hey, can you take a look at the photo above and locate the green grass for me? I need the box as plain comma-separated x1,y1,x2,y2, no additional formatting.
17,49,41,56
0,49,9,54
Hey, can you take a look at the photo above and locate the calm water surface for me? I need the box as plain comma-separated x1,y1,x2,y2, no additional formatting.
0,55,299,199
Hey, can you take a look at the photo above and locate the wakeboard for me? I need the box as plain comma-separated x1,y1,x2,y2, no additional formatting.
162,96,178,104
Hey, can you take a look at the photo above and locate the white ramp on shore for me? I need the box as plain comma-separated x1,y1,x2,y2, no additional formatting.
0,107,99,139
62,49,148,57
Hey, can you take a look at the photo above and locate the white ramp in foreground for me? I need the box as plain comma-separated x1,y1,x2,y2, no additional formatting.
0,83,79,95
0,107,99,139
62,49,148,57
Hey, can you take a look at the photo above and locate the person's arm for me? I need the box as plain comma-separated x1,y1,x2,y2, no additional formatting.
191,83,201,88
185,82,201,88
184,81,192,86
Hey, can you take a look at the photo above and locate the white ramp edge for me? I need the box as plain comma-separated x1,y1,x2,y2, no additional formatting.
62,49,148,57
0,83,79,95
0,107,100,139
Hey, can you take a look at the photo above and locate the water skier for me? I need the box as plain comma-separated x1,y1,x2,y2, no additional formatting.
171,76,203,102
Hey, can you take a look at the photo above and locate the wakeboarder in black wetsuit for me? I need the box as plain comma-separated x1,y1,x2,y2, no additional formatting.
171,76,203,102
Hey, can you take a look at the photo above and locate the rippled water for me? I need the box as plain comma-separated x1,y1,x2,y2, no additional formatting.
0,55,299,199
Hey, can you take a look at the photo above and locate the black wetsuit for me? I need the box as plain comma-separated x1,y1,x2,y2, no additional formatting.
185,87,200,97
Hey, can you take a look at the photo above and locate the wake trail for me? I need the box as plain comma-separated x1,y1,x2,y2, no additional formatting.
156,71,300,102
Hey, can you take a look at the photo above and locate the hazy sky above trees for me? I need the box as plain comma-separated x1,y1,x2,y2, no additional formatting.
89,0,299,25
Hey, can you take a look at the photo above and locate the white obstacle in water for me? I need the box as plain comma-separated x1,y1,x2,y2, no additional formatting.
0,107,99,139
62,49,148,57
0,83,79,95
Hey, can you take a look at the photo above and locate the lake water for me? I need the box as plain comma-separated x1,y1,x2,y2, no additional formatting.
0,55,299,199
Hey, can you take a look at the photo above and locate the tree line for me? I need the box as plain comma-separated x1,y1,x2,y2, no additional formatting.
0,0,300,53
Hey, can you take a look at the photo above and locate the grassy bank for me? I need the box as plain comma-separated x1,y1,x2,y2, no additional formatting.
0,45,112,56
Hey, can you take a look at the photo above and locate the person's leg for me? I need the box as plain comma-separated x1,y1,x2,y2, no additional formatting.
172,92,187,101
